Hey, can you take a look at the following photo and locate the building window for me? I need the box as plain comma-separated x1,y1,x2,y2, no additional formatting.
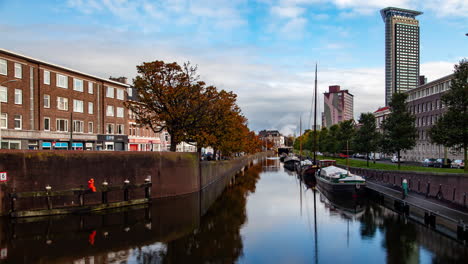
0,113,7,129
116,89,124,100
88,122,93,133
57,97,69,110
14,63,22,79
106,123,114,134
73,120,84,133
88,82,93,94
106,105,114,116
0,86,7,103
14,89,22,104
106,87,114,98
0,59,7,75
44,94,50,108
88,102,94,114
117,124,124,134
14,115,22,130
56,74,68,88
116,107,124,118
44,117,50,131
73,99,84,113
44,70,50,85
127,87,132,97
56,119,68,132
73,78,84,92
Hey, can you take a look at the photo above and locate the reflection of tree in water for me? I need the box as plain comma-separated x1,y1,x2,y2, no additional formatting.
359,201,384,239
159,163,262,263
358,201,468,264
359,202,419,263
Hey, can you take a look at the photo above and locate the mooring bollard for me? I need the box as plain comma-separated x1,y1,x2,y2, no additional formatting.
124,179,130,201
45,185,52,210
437,184,443,200
102,181,109,204
418,180,420,192
144,177,151,199
10,194,16,212
426,182,431,197
453,187,457,201
457,221,467,241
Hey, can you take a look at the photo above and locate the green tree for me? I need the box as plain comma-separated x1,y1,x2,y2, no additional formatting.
337,120,356,156
328,124,341,155
429,59,468,172
381,93,417,169
354,113,380,167
318,127,329,154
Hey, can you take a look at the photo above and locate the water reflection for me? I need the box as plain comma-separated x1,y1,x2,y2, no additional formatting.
0,158,467,263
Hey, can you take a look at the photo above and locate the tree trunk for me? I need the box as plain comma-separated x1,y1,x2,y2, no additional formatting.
464,143,467,173
170,143,177,152
397,149,401,170
366,152,369,167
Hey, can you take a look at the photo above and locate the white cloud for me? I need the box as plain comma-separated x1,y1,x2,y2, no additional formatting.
271,5,306,18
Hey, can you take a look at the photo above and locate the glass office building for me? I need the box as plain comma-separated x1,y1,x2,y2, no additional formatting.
381,7,423,106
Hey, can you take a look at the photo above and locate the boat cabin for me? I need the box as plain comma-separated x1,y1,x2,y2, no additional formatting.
319,160,336,168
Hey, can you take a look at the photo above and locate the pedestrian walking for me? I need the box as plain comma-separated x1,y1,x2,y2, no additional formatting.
402,179,408,199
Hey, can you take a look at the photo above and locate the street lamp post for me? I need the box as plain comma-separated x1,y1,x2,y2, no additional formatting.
0,79,20,149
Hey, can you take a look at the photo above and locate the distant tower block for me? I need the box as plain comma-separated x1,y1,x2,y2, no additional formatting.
381,7,423,106
322,85,354,128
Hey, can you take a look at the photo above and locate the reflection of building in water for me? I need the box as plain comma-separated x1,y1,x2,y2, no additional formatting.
263,157,280,171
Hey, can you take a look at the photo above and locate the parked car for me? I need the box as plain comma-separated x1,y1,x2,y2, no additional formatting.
391,155,405,163
450,159,464,169
368,152,381,161
433,158,451,168
353,153,366,159
422,158,437,167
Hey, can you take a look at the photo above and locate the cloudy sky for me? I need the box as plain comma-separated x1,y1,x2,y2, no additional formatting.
1,0,466,135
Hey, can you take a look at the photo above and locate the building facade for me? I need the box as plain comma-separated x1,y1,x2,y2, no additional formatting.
403,73,462,161
322,85,354,128
126,86,170,151
381,7,422,106
258,130,284,148
0,48,130,150
373,106,391,132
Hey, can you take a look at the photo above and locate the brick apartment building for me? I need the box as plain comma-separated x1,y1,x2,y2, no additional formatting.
126,86,170,151
0,48,130,150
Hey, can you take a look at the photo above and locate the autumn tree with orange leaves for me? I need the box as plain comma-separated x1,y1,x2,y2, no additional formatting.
125,60,262,156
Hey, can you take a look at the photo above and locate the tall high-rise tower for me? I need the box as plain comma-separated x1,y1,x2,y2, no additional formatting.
381,7,422,106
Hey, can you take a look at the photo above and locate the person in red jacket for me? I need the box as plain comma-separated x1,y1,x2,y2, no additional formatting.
88,178,97,192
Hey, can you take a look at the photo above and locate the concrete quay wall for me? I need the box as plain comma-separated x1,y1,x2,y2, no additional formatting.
346,166,468,207
0,150,267,215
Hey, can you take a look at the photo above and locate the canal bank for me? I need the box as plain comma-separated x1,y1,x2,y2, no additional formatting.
0,150,269,216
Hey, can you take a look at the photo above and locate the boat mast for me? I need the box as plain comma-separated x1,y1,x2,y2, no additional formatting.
347,140,350,176
313,63,318,165
299,116,303,161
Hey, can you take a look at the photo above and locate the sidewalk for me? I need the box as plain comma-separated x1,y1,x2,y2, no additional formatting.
367,180,468,223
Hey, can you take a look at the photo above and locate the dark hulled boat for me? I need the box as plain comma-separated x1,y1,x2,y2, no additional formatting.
315,165,366,196
283,156,300,171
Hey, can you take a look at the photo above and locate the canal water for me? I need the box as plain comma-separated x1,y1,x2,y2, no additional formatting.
1,157,467,263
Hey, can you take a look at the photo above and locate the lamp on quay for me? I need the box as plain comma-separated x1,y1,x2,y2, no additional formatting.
0,79,20,149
